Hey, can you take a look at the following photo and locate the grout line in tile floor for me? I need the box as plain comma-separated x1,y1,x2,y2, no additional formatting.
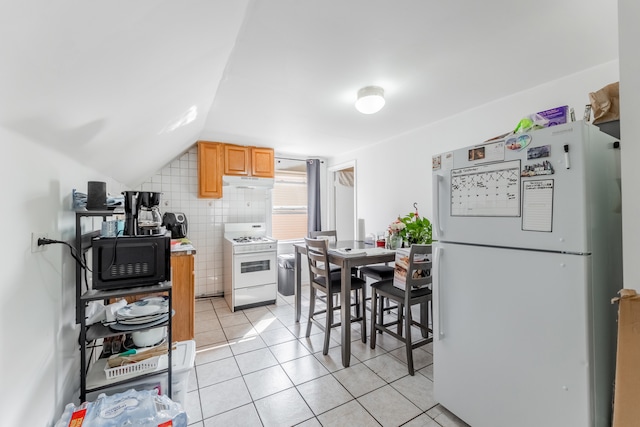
184,287,469,427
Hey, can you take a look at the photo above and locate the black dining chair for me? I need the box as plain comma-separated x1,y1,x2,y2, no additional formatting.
369,244,433,375
308,229,338,241
358,242,396,327
309,230,340,272
305,237,367,354
308,230,359,275
359,264,394,282
359,263,396,330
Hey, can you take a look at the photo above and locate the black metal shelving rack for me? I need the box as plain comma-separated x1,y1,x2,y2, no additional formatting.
75,210,172,402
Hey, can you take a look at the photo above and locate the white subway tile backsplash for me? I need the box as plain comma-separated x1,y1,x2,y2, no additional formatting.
136,145,270,297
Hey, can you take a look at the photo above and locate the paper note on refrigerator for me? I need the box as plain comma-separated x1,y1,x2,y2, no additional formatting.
522,179,554,232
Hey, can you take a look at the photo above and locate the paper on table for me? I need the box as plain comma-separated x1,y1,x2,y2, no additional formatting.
330,247,395,256
364,248,395,256
331,248,367,256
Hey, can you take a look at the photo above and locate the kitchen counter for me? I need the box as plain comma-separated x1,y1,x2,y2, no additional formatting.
170,238,196,255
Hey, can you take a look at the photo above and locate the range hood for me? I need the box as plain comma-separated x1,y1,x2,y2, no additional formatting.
222,175,275,189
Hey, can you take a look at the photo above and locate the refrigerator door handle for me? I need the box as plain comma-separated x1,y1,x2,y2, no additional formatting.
433,174,444,238
434,245,444,339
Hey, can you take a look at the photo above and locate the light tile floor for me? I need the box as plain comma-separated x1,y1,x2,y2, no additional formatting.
183,288,470,427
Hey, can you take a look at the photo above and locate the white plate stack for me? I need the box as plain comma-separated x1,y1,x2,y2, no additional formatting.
110,297,170,331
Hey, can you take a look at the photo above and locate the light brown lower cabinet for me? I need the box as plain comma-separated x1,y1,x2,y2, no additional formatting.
171,253,195,342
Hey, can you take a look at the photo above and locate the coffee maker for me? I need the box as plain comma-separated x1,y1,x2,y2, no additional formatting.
122,191,163,236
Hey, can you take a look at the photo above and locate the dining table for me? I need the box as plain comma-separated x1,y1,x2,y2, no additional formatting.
293,240,396,367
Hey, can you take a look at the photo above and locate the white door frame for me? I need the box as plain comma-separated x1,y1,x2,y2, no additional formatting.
327,160,357,237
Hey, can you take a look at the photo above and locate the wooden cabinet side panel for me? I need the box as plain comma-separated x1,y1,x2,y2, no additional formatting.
224,145,250,176
198,142,223,198
171,254,195,342
251,147,275,177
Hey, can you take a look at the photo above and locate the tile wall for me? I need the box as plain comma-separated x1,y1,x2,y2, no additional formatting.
136,145,271,297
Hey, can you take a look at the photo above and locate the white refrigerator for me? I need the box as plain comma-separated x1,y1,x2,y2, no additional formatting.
431,121,622,427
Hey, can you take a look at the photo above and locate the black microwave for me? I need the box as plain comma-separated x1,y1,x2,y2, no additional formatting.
92,235,170,290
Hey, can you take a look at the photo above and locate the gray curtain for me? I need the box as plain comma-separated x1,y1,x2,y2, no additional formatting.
307,159,321,233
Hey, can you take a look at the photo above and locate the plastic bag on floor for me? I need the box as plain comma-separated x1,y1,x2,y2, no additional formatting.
54,388,187,427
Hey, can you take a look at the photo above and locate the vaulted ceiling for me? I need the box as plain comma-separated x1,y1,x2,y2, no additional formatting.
1,0,618,186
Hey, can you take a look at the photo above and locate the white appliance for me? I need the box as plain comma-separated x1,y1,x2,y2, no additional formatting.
224,223,278,311
223,175,275,188
431,121,622,427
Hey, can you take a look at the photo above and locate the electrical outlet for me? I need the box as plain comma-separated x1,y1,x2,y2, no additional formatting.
31,232,48,253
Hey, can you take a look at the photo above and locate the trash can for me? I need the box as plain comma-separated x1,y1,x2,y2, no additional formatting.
278,254,295,296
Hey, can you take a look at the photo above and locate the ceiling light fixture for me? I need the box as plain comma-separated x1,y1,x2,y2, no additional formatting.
355,86,385,114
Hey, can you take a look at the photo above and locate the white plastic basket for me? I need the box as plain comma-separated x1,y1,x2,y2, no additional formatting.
104,356,160,380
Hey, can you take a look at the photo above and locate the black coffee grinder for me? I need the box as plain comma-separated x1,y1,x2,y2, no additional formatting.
122,191,163,236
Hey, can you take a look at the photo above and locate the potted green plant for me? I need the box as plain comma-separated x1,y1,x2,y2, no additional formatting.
397,210,432,246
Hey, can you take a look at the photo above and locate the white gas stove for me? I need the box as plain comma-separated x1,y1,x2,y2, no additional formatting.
223,223,278,311
228,235,277,254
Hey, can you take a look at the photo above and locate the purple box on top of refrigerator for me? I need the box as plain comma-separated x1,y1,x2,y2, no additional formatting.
537,105,568,126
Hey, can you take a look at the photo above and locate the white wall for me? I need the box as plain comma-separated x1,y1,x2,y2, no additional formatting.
619,0,640,291
335,180,355,240
1,127,126,425
331,61,620,243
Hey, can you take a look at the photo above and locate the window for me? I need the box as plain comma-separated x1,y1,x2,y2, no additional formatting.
272,169,307,240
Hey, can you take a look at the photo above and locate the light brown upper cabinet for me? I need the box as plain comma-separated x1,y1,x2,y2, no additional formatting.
199,142,275,198
197,141,223,198
251,147,275,177
224,144,274,178
224,144,250,176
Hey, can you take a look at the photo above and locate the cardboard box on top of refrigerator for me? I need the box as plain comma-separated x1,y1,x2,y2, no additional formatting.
611,289,640,426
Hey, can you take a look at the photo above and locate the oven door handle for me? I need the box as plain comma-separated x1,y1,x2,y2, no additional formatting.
235,248,277,254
